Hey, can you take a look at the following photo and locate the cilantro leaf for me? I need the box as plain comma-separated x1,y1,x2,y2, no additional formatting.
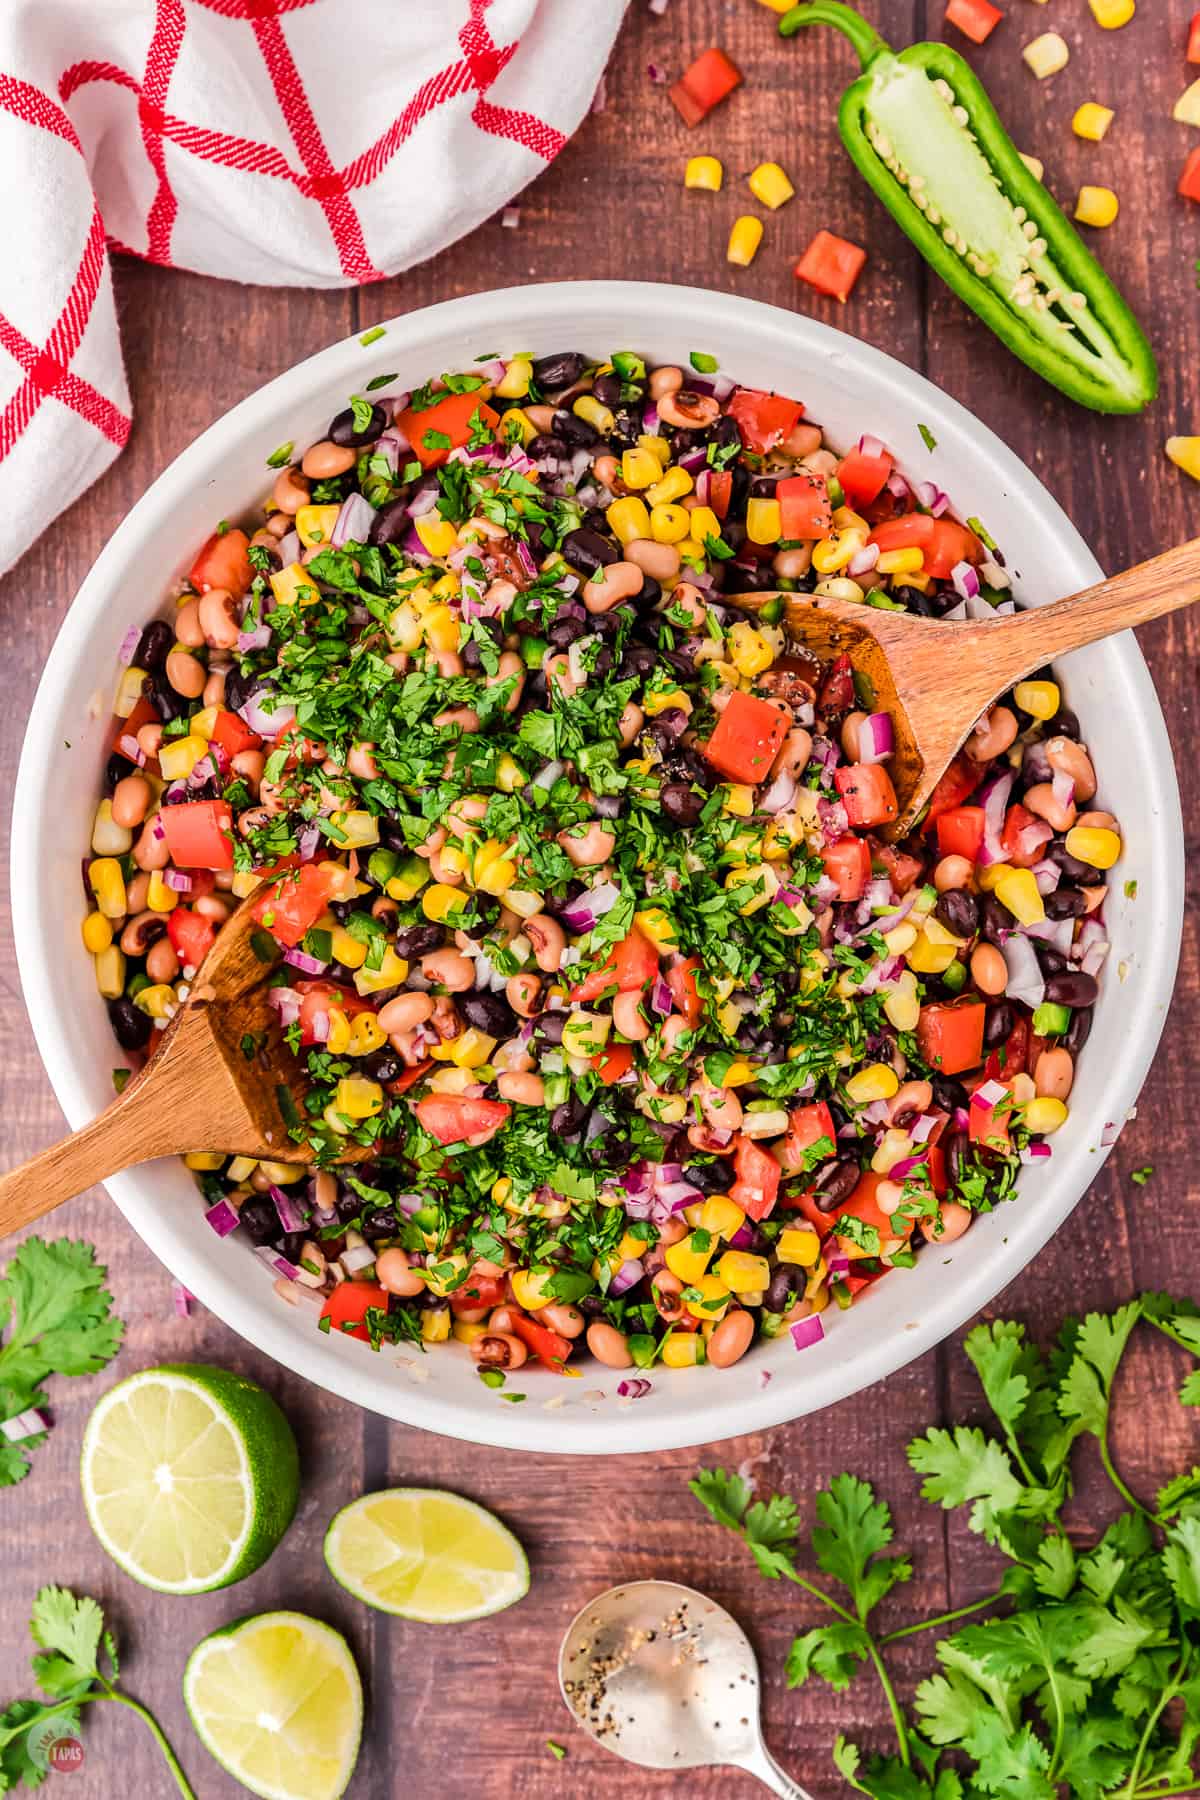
30,1589,104,1688
787,1622,872,1691
906,1426,1026,1545
812,1473,911,1620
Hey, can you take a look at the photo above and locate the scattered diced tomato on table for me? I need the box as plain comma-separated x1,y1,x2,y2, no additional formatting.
669,48,742,127
794,231,867,303
944,0,1003,44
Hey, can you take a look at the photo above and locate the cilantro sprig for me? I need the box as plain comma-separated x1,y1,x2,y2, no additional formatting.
693,1294,1200,1798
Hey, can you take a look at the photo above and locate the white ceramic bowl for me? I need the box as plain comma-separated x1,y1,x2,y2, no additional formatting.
11,282,1183,1453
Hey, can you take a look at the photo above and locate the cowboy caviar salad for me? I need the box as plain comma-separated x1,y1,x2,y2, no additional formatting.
83,349,1120,1382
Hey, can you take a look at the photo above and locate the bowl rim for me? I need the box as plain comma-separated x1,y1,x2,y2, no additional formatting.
11,280,1184,1452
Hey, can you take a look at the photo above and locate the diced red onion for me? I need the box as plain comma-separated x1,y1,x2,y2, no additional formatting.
163,868,193,893
825,1252,851,1278
118,625,141,666
332,492,376,549
979,557,1011,590
532,758,565,792
760,767,797,815
501,204,521,228
270,1184,307,1234
1032,858,1061,897
255,1245,300,1282
476,359,506,386
408,476,440,515
611,1258,644,1296
561,880,621,934
310,1008,331,1044
1024,915,1074,957
341,1245,377,1275
173,1282,194,1318
887,1153,928,1182
650,976,673,1019
847,542,880,578
374,426,408,471
914,481,950,518
237,624,272,653
616,1377,653,1399
711,374,735,402
1015,820,1052,862
284,946,328,977
1,1407,50,1443
238,691,296,738
277,530,301,566
1051,770,1075,809
857,433,887,459
728,1222,757,1250
295,822,320,863
885,470,910,499
909,1112,939,1144
790,1315,825,1351
394,1192,424,1217
977,769,1013,865
116,734,146,766
972,1078,1008,1110
857,712,894,764
1100,1120,1121,1149
658,1181,704,1214
859,1098,894,1127
677,447,708,474
1019,1143,1053,1165
204,1198,240,1237
1081,941,1110,979
647,60,667,83
951,560,980,602
400,524,434,564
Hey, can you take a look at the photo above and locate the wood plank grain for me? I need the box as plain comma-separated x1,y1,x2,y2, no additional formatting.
0,1,1195,1795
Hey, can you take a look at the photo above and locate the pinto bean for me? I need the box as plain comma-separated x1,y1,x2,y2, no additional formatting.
174,599,206,647
583,559,644,614
1034,1047,1074,1100
145,936,180,983
111,774,152,829
969,704,1018,760
695,1083,743,1133
301,439,356,480
378,992,436,1034
770,728,814,780
165,650,206,698
1023,781,1076,834
934,1202,973,1243
618,701,644,747
625,538,681,582
648,365,684,400
934,855,975,893
132,817,169,871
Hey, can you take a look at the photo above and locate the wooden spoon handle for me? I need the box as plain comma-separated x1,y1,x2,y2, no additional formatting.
0,1077,185,1239
973,534,1200,691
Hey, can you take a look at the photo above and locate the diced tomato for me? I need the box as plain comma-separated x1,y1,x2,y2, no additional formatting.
969,1084,1011,1152
189,527,254,599
945,0,1003,45
509,1312,573,1373
414,1094,511,1146
834,763,899,829
111,695,160,766
1190,11,1200,63
1000,803,1052,869
388,1058,432,1095
209,709,263,759
868,514,935,556
395,391,501,470
924,755,983,831
730,1135,781,1221
703,469,733,519
166,906,217,971
665,956,703,1026
928,519,984,579
870,840,925,895
926,1143,948,1198
820,835,872,902
591,1042,634,1085
450,1268,508,1316
836,445,893,508
821,1171,916,1259
700,688,790,785
794,231,867,304
296,981,372,1049
727,387,805,456
779,1101,837,1173
1181,147,1200,203
159,799,235,871
817,652,855,716
668,47,743,127
936,805,986,862
254,862,344,948
320,1280,389,1344
983,1013,1032,1084
917,999,987,1077
777,473,833,540
570,928,659,1003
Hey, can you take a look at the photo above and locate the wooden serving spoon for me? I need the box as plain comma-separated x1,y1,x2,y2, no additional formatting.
2,536,1197,1241
0,892,348,1242
732,534,1200,838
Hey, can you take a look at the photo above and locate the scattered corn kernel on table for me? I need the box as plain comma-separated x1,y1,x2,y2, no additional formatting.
1,3,1198,1795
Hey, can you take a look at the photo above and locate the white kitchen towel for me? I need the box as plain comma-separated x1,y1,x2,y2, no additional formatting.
0,0,626,574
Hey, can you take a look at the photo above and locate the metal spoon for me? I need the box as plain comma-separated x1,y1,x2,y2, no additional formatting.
558,1578,812,1798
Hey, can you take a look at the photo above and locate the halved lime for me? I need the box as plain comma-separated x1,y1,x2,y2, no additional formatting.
184,1611,362,1800
80,1363,298,1594
323,1487,529,1622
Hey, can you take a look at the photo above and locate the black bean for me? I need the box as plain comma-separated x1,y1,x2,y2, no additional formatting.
562,525,618,574
1034,945,1067,975
221,666,258,715
108,996,152,1052
330,402,387,447
814,1157,861,1212
983,1001,1013,1049
1044,970,1099,1007
336,1190,364,1222
731,562,778,592
533,352,586,391
393,922,444,960
555,410,600,450
619,644,658,680
459,992,516,1037
238,1198,279,1245
943,1129,969,1188
935,888,979,938
550,1097,586,1136
980,895,1011,946
1045,840,1093,883
894,583,941,618
590,646,616,679
148,673,186,724
591,372,620,407
548,614,587,650
647,710,689,751
683,1161,732,1195
1048,708,1080,741
932,1075,969,1114
1065,1007,1093,1055
638,575,662,607
360,1049,403,1086
749,474,780,497
528,433,568,462
135,619,173,672
456,894,501,940
104,752,126,795
533,1011,566,1047
369,498,410,547
661,782,706,827
1044,887,1087,919
765,1267,800,1313
364,1207,398,1236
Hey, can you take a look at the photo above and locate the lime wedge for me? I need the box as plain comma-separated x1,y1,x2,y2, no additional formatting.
324,1488,529,1622
184,1611,362,1800
80,1363,298,1594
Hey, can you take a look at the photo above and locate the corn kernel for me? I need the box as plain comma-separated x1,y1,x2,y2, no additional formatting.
883,969,920,1033
1065,825,1121,869
387,599,423,652
699,1196,745,1238
877,546,925,576
872,1126,915,1176
423,1253,471,1299
414,514,458,558
422,603,461,652
722,783,756,818
226,1156,258,1183
727,215,764,267
158,734,208,781
606,496,652,545
685,154,724,191
140,869,174,916
684,1273,732,1320
562,1011,611,1059
423,882,467,924
621,447,661,489
812,529,866,574
907,927,960,974
1088,0,1134,25
665,1235,714,1284
845,1062,900,1105
745,497,782,545
1167,436,1200,482
574,393,615,435
777,1227,822,1268
1073,102,1114,141
325,1007,352,1055
295,503,341,548
644,504,688,547
638,434,671,466
755,0,793,11
353,948,410,995
113,666,147,719
510,1268,556,1311
646,466,694,507
503,887,544,918
184,1152,225,1171
724,862,779,916
93,944,126,1000
451,1028,499,1069
1013,679,1060,721
495,356,533,399
88,857,127,920
334,1077,384,1120
661,1334,705,1368
1023,32,1069,78
272,562,318,609
687,506,722,549
1025,1096,1069,1134
1019,151,1045,181
327,926,365,971
1074,184,1118,227
81,911,112,953
91,798,133,858
134,983,178,1022
976,862,1012,893
813,577,865,603
722,1060,759,1089
994,866,1046,925
1175,79,1200,127
633,907,678,953
500,407,537,447
347,1013,387,1057
453,1319,488,1345
729,620,775,676
748,161,794,209
230,870,261,899
421,1306,452,1343
715,1251,771,1294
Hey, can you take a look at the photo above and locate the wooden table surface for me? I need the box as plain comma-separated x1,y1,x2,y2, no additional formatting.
1,4,1197,1796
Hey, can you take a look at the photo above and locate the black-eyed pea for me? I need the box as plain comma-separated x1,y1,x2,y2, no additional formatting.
1034,1047,1074,1101
347,742,380,780
125,871,150,913
544,651,579,698
626,538,681,583
586,1320,634,1368
525,913,566,973
197,588,240,650
771,728,813,780
934,1202,973,1243
202,670,227,708
471,1331,528,1370
136,722,164,759
376,1248,426,1297
651,1269,686,1321
782,421,823,458
655,389,719,430
1046,736,1097,802
231,749,265,790
618,701,644,747
421,948,475,991
434,705,480,734
969,704,1019,760
612,990,650,1041
271,465,310,514
119,910,166,956
583,560,644,614
111,773,152,830
558,821,616,868
772,545,813,580
648,364,684,401
488,651,525,712
707,1309,755,1369
506,972,544,1017
541,1303,585,1338
195,894,232,923
300,439,356,480
174,599,206,647
378,992,436,1034
888,1080,932,1125
497,1070,546,1106
145,936,180,984
1023,781,1076,833
660,1013,691,1055
841,710,866,761
165,649,206,698
1076,809,1119,833
132,817,170,871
